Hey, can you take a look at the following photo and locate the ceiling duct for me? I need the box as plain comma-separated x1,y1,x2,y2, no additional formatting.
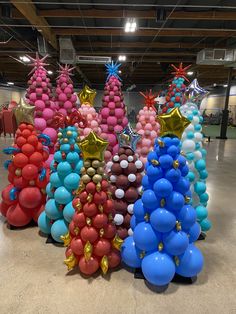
59,37,76,64
76,55,111,64
197,49,236,65
37,35,49,57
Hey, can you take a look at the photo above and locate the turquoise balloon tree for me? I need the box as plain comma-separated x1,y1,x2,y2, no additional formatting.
38,111,86,242
121,108,204,288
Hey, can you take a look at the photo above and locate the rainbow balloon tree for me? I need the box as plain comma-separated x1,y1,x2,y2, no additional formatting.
38,111,86,243
121,108,204,289
100,61,128,161
136,90,160,164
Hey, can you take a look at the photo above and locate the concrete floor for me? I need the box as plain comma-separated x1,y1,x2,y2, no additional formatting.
0,136,236,314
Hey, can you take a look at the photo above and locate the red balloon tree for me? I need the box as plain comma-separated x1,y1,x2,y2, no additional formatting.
0,102,50,227
63,131,121,276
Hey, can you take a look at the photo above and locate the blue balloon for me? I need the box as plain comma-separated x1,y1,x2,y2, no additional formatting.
176,244,204,277
54,186,72,204
163,230,189,255
66,152,80,164
50,160,57,172
174,177,190,194
166,191,185,211
196,205,208,221
199,170,208,180
199,116,203,123
153,178,173,197
200,218,212,231
130,215,137,230
146,165,163,183
177,155,186,168
165,168,181,183
141,252,175,286
195,159,206,171
64,173,80,190
178,205,196,230
46,182,54,198
167,145,179,157
51,219,69,243
54,151,62,163
38,211,51,234
134,199,146,220
147,151,158,162
162,137,172,147
133,222,160,251
63,201,75,223
159,154,173,169
142,189,158,210
180,165,189,177
194,182,206,195
188,222,201,242
50,172,63,188
45,199,63,220
57,161,72,177
172,137,180,147
150,208,176,233
121,236,142,268
141,175,152,190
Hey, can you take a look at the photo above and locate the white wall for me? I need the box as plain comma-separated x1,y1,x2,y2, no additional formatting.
0,87,24,105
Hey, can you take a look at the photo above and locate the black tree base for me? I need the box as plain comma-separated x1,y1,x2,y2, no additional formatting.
46,234,63,245
7,220,37,230
197,232,206,241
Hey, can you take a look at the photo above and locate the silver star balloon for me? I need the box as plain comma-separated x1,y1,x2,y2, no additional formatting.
184,79,209,104
116,123,141,151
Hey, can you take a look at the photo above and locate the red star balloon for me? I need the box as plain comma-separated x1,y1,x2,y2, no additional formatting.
26,52,49,75
171,62,192,82
140,89,158,112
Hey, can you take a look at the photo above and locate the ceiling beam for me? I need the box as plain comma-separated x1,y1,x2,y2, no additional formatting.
10,0,58,50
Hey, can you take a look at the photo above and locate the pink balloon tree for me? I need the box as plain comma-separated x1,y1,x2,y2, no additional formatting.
135,90,160,164
55,64,77,116
100,61,128,161
25,53,58,167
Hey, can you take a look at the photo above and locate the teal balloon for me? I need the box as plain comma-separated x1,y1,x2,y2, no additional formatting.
200,192,209,203
200,218,212,231
186,152,195,161
64,173,80,190
63,201,75,223
194,124,202,131
74,160,83,174
199,116,203,123
166,191,185,211
163,230,189,256
38,211,51,234
192,109,198,116
74,143,80,153
141,189,158,210
51,219,68,243
57,161,72,177
141,252,175,286
176,244,204,277
46,182,54,198
54,151,62,163
121,236,142,268
195,159,206,171
54,186,72,204
178,205,196,229
50,160,56,172
194,182,206,195
153,178,173,197
187,171,195,182
200,148,207,158
45,199,62,220
196,205,208,221
195,143,200,150
188,222,201,242
199,170,208,180
150,208,176,233
50,172,63,188
133,222,160,251
165,168,181,183
133,199,146,220
60,144,70,153
187,132,194,139
66,152,80,164
187,114,193,121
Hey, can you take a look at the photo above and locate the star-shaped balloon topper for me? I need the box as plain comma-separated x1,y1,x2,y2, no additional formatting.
157,107,190,139
116,123,141,151
78,85,97,106
140,89,158,112
26,52,49,75
13,98,35,126
57,64,75,79
78,131,108,161
171,62,192,82
105,60,121,81
184,79,209,104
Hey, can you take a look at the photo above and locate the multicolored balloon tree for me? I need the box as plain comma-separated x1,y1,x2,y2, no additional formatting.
100,61,128,161
162,63,191,113
107,124,144,239
136,90,160,164
0,100,50,227
63,131,121,275
121,108,204,288
38,111,86,242
25,53,58,167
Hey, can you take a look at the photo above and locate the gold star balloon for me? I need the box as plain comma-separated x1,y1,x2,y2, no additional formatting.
157,107,190,139
78,131,108,161
78,85,97,106
13,98,35,126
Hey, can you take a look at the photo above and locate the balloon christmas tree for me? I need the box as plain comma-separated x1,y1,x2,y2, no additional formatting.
0,100,50,227
136,90,160,164
121,108,204,288
25,53,58,167
107,124,144,240
78,85,102,139
38,111,86,243
162,63,191,114
100,61,128,161
55,64,77,116
63,131,121,275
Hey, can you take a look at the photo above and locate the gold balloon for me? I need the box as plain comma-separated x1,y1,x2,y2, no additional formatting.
92,160,100,169
64,253,77,270
92,174,102,184
87,167,96,176
96,167,104,175
84,160,91,168
112,234,123,251
15,169,21,177
13,98,35,126
81,174,91,184
61,232,71,247
79,131,108,161
84,241,93,261
100,255,109,274
157,107,190,139
78,85,97,106
67,130,72,137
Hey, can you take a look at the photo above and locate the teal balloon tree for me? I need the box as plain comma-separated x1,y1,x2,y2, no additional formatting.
180,79,211,233
38,111,86,242
121,108,204,288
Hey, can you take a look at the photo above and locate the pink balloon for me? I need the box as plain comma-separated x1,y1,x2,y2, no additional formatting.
42,108,54,120
136,122,142,130
101,108,110,119
34,118,46,131
64,87,72,94
36,88,43,94
60,77,67,83
101,123,109,133
107,116,117,126
42,94,49,101
107,133,117,146
115,108,124,118
58,93,67,102
56,88,62,94
122,117,128,127
144,123,152,131
45,154,54,168
114,125,123,132
104,150,112,162
35,100,45,110
145,130,151,136
108,102,115,109
83,128,91,136
101,132,108,140
87,114,93,120
138,129,145,136
143,138,152,147
29,93,37,101
43,127,57,143
141,146,149,155
114,96,120,102
64,101,72,109
113,144,119,155
58,108,67,116
113,86,118,92
150,130,157,138
50,101,58,110
104,96,109,102
90,120,98,128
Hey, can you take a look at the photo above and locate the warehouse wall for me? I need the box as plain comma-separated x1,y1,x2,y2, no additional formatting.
0,87,24,106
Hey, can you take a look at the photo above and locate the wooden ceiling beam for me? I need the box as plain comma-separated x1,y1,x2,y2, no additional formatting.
10,0,58,49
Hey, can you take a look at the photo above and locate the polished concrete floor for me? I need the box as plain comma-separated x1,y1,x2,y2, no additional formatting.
0,136,236,314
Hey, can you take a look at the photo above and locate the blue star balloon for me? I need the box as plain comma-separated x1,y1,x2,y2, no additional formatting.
105,61,122,81
184,79,209,104
116,123,141,151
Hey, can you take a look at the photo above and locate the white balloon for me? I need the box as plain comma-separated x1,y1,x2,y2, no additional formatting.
193,116,200,124
185,124,194,132
128,228,133,236
128,156,134,162
127,204,134,214
135,160,143,169
194,132,203,142
194,151,202,160
115,188,125,199
110,175,117,183
113,155,119,162
182,139,195,153
120,160,128,168
106,161,113,170
188,161,195,171
114,214,124,225
128,174,136,182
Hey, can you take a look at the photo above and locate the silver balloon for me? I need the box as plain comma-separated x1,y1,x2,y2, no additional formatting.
116,123,141,151
185,79,209,104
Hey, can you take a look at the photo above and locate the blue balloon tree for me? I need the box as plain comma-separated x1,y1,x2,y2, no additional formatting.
121,108,204,288
38,111,86,242
180,82,211,233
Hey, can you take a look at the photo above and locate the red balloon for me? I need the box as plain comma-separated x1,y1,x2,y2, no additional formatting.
16,136,27,147
8,162,15,174
27,124,34,132
13,153,28,168
93,239,111,257
27,135,38,147
69,220,78,236
1,184,17,205
0,201,10,216
125,187,139,203
36,171,49,188
8,173,14,184
103,223,117,239
19,123,27,131
19,187,42,209
36,142,43,152
103,199,114,214
70,237,84,256
78,191,88,204
101,180,109,191
85,182,96,194
108,250,121,268
32,204,44,222
22,129,31,139
65,246,73,258
29,152,43,167
6,203,32,227
79,256,99,275
73,212,86,228
92,213,108,228
83,203,98,217
13,176,28,189
21,143,35,156
117,227,128,240
22,164,38,180
93,191,107,205
80,226,98,243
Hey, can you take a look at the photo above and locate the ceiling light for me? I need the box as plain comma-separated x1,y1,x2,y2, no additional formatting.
118,70,122,74
187,71,194,76
19,55,30,63
7,82,14,86
213,83,217,87
47,70,53,75
223,84,228,87
124,18,137,33
118,55,126,62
